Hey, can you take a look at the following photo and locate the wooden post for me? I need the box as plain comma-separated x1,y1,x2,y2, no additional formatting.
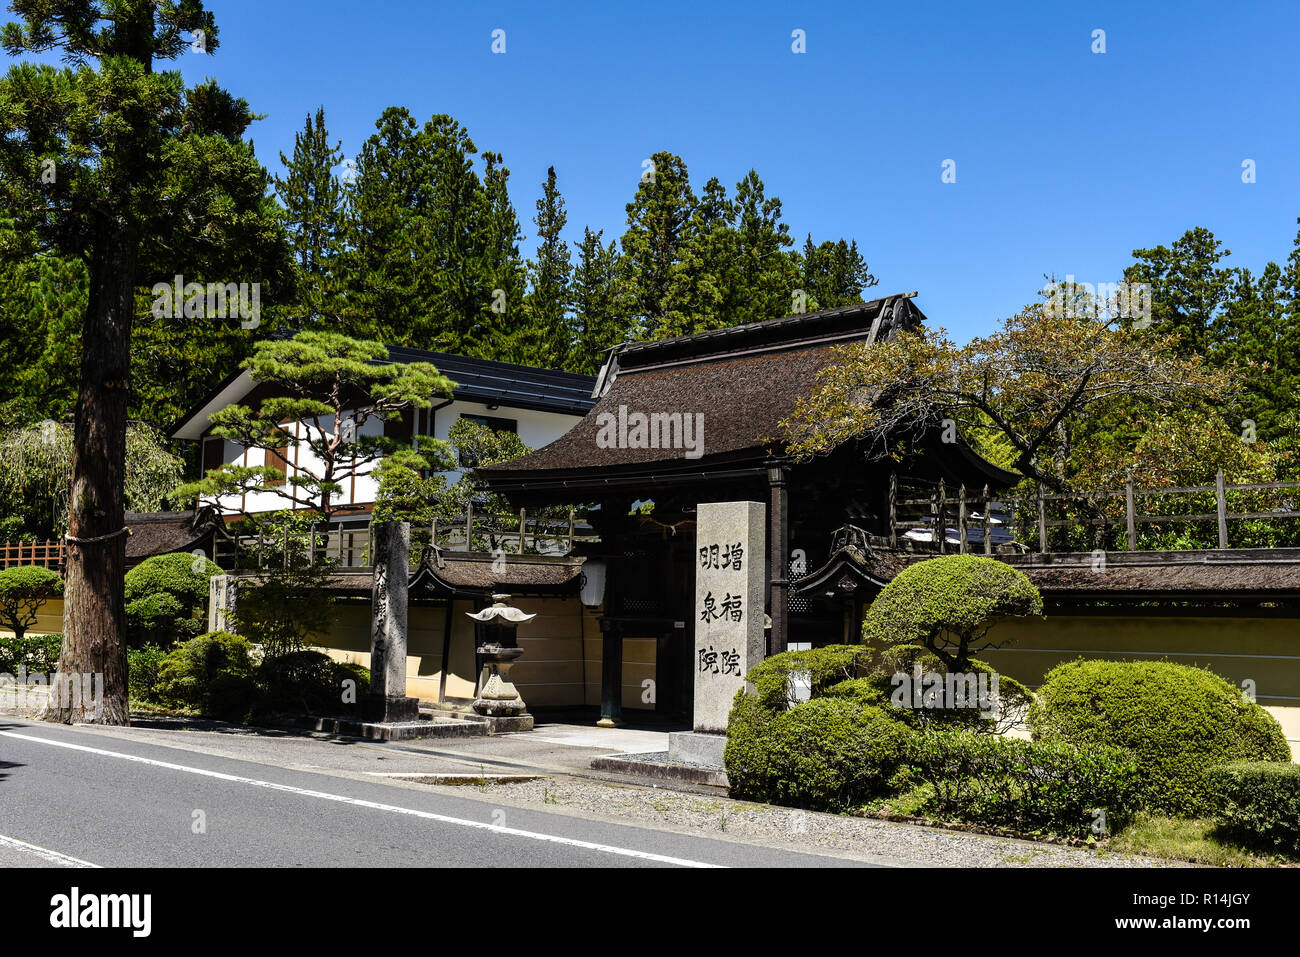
768,466,791,656
518,507,527,554
431,516,437,551
888,472,898,550
1216,469,1229,549
982,484,992,555
464,501,474,552
936,478,947,554
1125,477,1137,551
1037,485,1048,554
958,484,968,553
567,507,575,552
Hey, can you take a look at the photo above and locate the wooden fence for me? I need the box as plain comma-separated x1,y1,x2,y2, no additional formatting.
0,539,65,570
888,470,1300,554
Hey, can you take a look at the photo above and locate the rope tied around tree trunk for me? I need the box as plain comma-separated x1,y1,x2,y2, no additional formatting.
64,526,131,544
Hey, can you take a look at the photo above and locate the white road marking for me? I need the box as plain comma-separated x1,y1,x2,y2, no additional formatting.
1,730,722,868
0,832,100,868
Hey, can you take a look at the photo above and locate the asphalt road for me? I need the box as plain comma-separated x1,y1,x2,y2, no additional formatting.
0,718,875,868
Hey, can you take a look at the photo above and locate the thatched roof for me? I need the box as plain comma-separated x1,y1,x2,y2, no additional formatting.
998,550,1300,600
479,295,931,485
124,511,217,564
313,549,585,598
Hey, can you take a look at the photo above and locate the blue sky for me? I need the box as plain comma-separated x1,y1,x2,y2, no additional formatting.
17,0,1300,342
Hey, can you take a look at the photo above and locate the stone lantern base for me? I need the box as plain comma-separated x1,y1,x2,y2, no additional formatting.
472,643,534,732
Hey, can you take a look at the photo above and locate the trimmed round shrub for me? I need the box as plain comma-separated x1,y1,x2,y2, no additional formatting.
1207,761,1300,856
125,552,222,649
863,554,1042,671
908,729,1141,838
726,694,912,811
155,631,258,721
257,650,371,716
1028,659,1291,816
834,646,1036,735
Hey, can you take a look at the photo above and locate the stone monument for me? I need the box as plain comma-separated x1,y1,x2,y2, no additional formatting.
669,500,766,768
207,574,237,634
365,521,420,723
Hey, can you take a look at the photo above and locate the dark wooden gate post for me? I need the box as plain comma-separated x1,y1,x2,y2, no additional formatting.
768,466,790,657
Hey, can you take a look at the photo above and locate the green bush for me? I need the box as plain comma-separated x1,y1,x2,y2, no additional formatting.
155,631,258,721
726,694,912,811
127,643,169,704
862,554,1042,672
257,650,370,716
1028,659,1291,816
125,552,222,649
0,631,62,674
908,730,1141,838
1207,761,1300,855
828,648,1036,736
744,644,871,711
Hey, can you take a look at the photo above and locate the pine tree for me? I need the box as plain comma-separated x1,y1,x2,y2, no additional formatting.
275,108,346,327
1125,227,1235,356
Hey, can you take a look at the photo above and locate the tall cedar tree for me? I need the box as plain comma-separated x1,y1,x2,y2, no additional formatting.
521,165,572,368
798,235,878,310
0,0,283,723
568,227,630,373
729,169,798,324
478,150,527,359
275,108,346,327
341,111,527,356
620,151,697,339
662,175,732,337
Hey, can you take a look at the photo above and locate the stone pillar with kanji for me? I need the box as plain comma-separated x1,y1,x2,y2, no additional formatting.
691,500,766,734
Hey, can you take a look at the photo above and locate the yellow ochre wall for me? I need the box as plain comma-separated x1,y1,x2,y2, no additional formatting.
0,597,64,637
315,596,655,711
979,613,1300,746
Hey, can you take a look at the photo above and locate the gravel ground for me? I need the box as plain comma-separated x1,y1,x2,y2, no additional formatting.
444,775,1176,868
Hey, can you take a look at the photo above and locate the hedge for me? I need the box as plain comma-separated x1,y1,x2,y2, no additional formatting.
725,693,912,811
1028,659,1290,816
1207,761,1300,855
0,631,62,674
908,730,1141,838
256,649,370,716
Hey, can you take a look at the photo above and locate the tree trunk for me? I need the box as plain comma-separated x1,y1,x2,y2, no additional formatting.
48,213,137,725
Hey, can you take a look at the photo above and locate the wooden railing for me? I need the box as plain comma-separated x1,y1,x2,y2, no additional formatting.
213,507,597,570
888,470,1300,554
0,539,65,570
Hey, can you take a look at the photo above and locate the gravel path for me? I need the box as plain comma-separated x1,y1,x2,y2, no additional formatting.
444,775,1175,867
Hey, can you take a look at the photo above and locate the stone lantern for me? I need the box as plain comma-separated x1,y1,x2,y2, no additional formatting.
466,594,536,732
